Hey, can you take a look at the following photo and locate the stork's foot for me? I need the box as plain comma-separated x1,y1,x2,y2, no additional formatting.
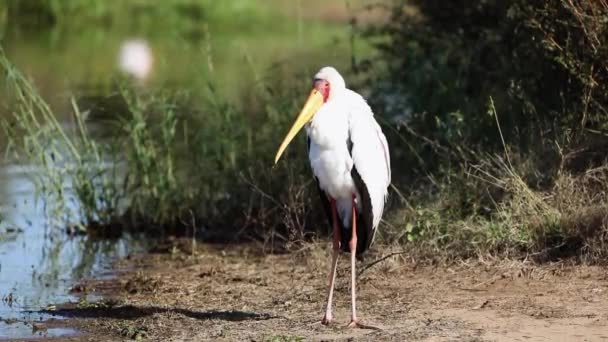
321,314,332,326
346,319,381,330
346,319,359,328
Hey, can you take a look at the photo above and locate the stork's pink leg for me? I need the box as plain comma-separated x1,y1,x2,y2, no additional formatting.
327,196,378,330
347,194,359,327
322,198,340,325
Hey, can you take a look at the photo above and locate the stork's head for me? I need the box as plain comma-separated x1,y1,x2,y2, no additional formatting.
274,66,345,164
313,66,346,102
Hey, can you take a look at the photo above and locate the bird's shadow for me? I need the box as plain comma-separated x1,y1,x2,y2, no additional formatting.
39,304,278,322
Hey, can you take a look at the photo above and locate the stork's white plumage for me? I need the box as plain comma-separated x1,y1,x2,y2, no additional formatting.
274,67,391,328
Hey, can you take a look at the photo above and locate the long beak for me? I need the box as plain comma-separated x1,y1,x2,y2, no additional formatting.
274,89,324,164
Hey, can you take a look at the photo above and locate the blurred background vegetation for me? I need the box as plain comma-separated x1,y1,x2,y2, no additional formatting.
2,0,608,262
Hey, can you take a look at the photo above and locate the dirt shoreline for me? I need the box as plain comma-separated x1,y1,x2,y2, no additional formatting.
17,240,608,341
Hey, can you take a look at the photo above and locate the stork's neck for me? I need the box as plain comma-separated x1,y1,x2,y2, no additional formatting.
307,93,350,149
326,86,346,103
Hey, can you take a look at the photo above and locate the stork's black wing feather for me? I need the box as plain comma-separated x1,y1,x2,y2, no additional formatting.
314,176,340,235
350,165,375,255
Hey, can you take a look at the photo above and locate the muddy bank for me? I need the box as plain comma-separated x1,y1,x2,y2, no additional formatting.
21,241,608,341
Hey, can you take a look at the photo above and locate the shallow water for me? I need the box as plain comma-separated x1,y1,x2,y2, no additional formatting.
0,161,152,339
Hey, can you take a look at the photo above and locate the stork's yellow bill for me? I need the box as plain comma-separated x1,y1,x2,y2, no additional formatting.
274,89,324,164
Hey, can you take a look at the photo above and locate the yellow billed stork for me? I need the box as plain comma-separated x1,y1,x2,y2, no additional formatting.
274,66,391,327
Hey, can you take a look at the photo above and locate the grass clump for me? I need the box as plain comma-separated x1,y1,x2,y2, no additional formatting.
384,143,608,262
1,49,122,230
0,47,326,243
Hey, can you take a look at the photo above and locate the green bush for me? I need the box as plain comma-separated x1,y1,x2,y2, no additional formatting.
368,0,608,157
362,0,608,261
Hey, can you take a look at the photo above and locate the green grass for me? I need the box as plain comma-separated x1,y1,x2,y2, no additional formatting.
0,45,325,240
1,49,122,228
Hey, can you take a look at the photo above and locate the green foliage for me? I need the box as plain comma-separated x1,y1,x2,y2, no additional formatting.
0,46,329,240
4,0,258,30
2,0,331,34
1,49,121,227
368,0,608,152
120,90,181,225
361,0,608,261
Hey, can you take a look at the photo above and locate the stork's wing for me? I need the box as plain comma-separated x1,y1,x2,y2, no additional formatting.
349,99,391,248
308,137,347,237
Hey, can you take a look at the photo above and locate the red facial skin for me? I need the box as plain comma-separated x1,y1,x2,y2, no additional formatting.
314,79,330,102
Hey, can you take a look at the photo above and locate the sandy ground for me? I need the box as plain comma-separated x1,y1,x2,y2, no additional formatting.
16,240,608,341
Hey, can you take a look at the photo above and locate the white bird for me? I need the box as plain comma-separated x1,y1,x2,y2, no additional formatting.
274,66,391,327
